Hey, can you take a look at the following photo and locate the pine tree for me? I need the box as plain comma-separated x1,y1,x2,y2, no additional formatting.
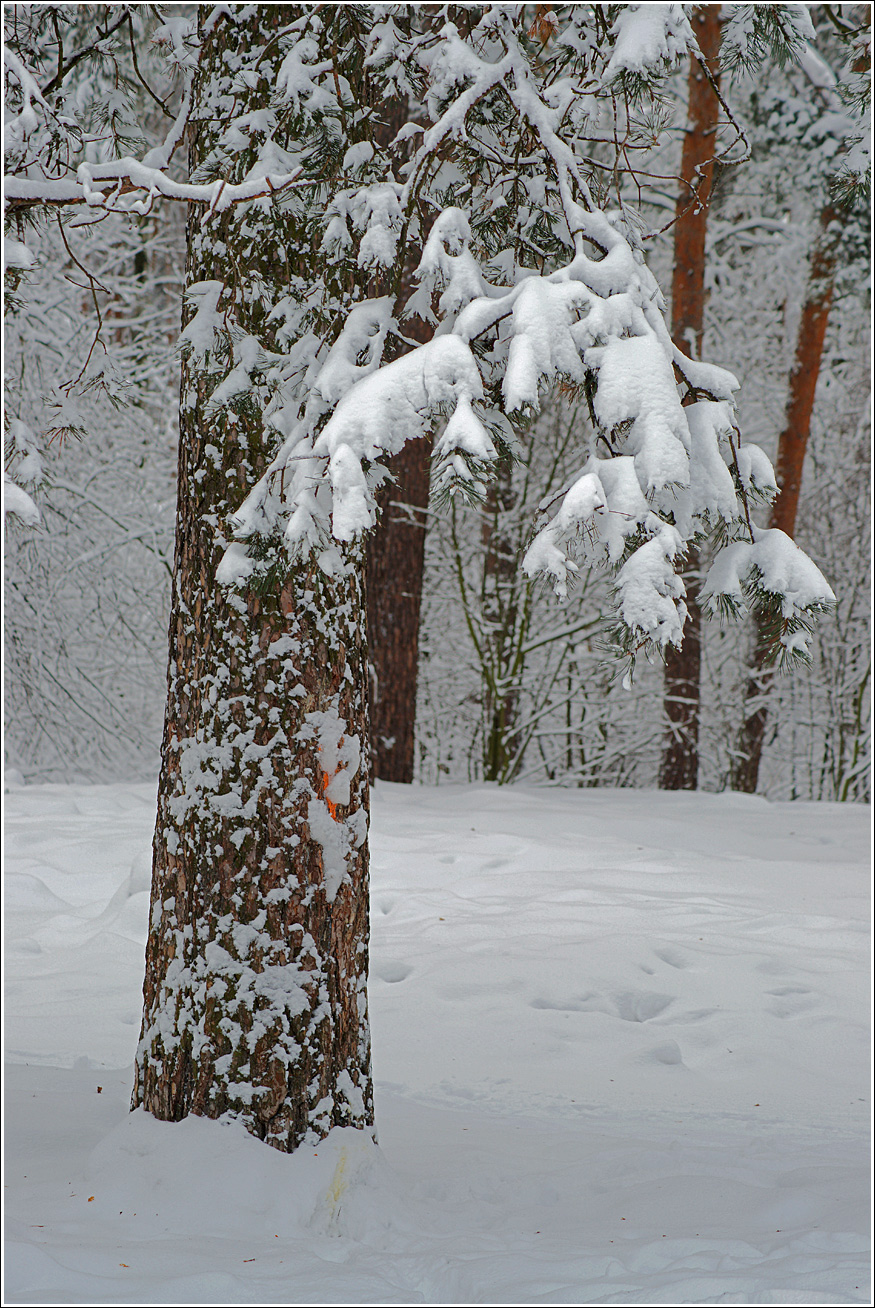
6,5,838,1156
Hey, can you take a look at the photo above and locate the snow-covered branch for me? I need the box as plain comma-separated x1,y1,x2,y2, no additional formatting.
5,155,304,217
174,5,835,666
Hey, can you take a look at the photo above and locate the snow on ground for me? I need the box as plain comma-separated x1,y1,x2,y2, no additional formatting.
4,781,870,1305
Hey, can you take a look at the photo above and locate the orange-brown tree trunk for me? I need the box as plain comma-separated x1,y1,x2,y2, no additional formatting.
731,204,840,792
659,6,721,790
132,7,373,1151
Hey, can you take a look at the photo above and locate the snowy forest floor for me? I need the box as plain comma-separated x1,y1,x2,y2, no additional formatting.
4,782,870,1306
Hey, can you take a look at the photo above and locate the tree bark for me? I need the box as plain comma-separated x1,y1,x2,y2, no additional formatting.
659,6,721,791
479,462,524,783
364,95,433,787
731,204,840,793
132,7,373,1151
365,437,431,783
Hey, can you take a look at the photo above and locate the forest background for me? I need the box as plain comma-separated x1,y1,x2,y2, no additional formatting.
5,2,870,808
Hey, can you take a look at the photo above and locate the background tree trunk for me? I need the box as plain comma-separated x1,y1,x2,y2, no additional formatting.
364,91,434,787
731,204,840,793
366,437,431,783
659,5,722,791
479,462,524,783
132,7,374,1152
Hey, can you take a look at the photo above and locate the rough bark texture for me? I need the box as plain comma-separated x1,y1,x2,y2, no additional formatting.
659,6,721,792
364,88,433,787
731,205,840,793
132,8,374,1151
479,464,524,783
365,435,431,783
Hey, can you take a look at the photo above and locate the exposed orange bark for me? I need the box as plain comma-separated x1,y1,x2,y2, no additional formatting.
731,205,840,793
771,210,839,535
659,6,721,791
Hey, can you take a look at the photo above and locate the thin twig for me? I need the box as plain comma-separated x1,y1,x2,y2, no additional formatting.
41,9,130,99
54,214,109,394
727,425,756,542
126,13,174,119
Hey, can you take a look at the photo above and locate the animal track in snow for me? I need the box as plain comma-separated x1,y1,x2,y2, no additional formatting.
613,991,674,1023
531,990,674,1023
764,986,817,1018
667,1007,717,1025
653,946,693,970
645,1040,684,1065
375,962,413,984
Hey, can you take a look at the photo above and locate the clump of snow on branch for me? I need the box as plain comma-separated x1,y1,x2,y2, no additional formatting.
702,529,835,658
4,419,43,529
4,474,41,528
603,5,695,84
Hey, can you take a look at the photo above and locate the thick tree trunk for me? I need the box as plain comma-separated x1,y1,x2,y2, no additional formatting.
731,205,840,793
132,8,373,1151
659,6,721,791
